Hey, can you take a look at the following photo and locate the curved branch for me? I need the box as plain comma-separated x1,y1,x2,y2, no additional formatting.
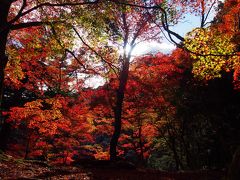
109,0,163,9
65,49,100,75
10,21,48,30
8,0,27,24
203,0,216,27
49,24,98,74
10,0,100,24
160,12,184,42
112,0,185,45
72,26,119,77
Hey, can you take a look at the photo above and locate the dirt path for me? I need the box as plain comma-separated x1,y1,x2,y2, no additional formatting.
0,154,225,179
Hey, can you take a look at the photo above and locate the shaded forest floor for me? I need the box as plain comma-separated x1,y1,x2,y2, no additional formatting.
0,153,226,180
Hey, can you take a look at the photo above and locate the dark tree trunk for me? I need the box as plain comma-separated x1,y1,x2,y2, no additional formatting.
171,138,182,170
0,0,11,151
110,58,130,161
228,146,240,180
167,128,183,170
138,118,144,163
24,135,31,160
181,136,191,168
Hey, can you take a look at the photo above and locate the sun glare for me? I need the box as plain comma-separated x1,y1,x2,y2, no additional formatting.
131,42,176,57
83,41,176,89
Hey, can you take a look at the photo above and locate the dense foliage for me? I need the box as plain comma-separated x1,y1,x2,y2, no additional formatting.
0,0,240,179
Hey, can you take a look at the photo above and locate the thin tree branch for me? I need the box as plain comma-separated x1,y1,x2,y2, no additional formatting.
130,14,151,47
203,0,216,27
160,14,185,43
10,21,61,30
109,0,163,9
121,11,129,58
72,26,119,77
200,0,205,28
65,48,97,74
159,25,176,46
8,0,27,25
49,24,99,74
108,0,185,46
11,0,100,24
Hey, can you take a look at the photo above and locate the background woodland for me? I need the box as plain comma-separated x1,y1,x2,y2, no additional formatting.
0,0,240,178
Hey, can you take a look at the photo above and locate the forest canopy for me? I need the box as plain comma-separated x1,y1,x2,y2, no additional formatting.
0,0,240,178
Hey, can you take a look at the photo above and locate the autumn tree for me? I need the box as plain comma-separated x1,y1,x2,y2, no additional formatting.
195,0,240,178
0,0,104,151
128,51,186,169
105,2,161,161
168,0,240,169
182,0,240,83
0,0,231,166
64,0,171,161
7,92,99,163
66,0,220,161
3,22,106,162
